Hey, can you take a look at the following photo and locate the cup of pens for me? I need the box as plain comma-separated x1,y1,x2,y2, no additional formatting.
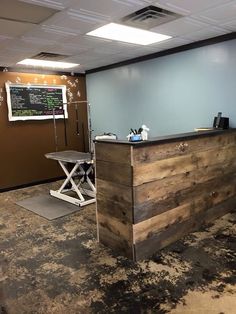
128,128,143,142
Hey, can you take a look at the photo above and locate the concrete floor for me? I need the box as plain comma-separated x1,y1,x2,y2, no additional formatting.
0,182,235,314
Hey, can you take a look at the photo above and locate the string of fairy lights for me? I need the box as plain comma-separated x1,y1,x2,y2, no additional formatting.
0,67,81,107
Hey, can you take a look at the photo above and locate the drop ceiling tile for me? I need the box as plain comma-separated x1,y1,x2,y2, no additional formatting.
0,19,36,37
92,46,124,56
67,8,109,25
3,39,40,53
154,0,229,15
222,19,236,31
45,44,88,56
194,1,236,24
0,49,29,62
21,35,57,46
64,53,100,64
65,35,112,49
0,59,15,67
69,0,149,20
20,0,74,10
23,25,75,42
149,37,193,50
41,24,80,36
181,26,229,41
100,41,142,55
83,60,110,70
44,10,102,34
0,35,13,42
1,0,58,24
151,17,209,37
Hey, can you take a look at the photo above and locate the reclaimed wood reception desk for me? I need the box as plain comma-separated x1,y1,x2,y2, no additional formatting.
95,129,236,261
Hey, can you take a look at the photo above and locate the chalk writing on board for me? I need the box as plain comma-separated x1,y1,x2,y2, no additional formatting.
5,83,68,121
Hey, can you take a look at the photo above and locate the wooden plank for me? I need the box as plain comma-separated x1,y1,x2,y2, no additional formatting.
133,132,236,164
133,144,236,185
133,175,236,243
95,142,131,164
98,225,133,259
97,212,132,242
134,197,236,260
96,178,133,207
96,198,133,224
133,163,236,222
95,160,132,186
134,161,236,205
97,212,133,259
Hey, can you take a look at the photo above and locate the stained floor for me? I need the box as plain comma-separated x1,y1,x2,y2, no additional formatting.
0,182,235,314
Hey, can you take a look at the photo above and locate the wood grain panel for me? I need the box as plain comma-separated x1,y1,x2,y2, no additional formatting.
133,132,236,164
98,226,134,259
96,178,133,224
95,131,236,260
96,178,132,206
98,212,132,242
133,176,236,243
96,160,132,186
95,142,131,164
97,212,133,259
134,197,236,260
97,198,133,224
134,161,236,205
133,144,236,185
133,162,236,222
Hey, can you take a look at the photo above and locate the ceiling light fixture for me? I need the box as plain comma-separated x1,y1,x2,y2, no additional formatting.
86,22,171,45
17,59,79,69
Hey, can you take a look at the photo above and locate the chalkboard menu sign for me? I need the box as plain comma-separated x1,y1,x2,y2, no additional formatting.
5,83,68,121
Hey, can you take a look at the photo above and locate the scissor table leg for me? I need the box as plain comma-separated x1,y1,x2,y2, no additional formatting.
50,160,96,207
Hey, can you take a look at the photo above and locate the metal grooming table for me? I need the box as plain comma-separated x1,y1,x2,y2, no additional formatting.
45,150,96,207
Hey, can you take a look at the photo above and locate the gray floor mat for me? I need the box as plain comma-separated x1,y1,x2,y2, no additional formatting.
16,194,80,220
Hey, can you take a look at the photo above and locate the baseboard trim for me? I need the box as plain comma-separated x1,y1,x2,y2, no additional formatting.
0,176,65,193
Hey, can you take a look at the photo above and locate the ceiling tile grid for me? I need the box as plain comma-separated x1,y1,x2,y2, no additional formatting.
193,1,236,25
150,17,210,36
20,0,75,11
0,0,234,72
154,0,231,15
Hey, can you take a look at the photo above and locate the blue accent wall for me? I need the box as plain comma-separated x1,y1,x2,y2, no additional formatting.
86,39,236,139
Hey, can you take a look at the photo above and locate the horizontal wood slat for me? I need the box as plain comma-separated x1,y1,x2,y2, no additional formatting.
97,212,133,259
96,160,132,186
133,144,236,186
133,176,236,243
96,178,133,225
133,163,236,222
134,196,236,260
95,142,131,164
96,178,132,207
98,226,134,259
97,198,133,224
133,132,236,164
98,212,132,243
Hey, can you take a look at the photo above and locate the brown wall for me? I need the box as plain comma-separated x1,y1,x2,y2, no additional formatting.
0,71,88,190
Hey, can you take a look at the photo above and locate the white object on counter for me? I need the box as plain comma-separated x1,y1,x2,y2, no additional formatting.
95,133,117,140
141,125,150,140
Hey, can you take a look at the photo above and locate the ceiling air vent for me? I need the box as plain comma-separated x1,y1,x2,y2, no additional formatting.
120,5,182,30
31,52,69,61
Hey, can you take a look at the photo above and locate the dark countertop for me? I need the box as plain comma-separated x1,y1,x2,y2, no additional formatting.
94,128,236,147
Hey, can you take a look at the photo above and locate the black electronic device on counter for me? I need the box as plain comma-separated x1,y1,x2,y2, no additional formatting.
213,112,229,129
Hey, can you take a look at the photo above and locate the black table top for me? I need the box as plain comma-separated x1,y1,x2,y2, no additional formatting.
94,129,236,147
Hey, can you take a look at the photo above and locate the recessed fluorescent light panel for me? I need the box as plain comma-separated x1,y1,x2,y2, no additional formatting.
87,23,171,45
17,59,79,69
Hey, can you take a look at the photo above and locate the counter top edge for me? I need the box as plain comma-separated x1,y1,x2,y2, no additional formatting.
94,129,236,147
